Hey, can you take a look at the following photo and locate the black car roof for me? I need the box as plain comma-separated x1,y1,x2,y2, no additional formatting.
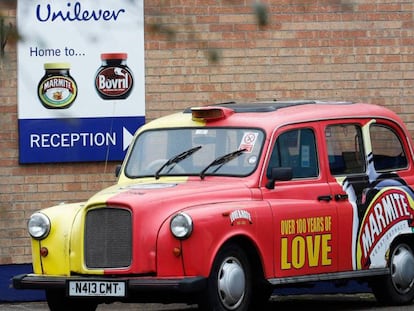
184,100,354,113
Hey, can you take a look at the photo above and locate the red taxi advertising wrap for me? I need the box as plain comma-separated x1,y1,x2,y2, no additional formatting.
13,101,414,311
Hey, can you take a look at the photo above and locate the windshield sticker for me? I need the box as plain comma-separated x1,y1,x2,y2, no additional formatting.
239,132,258,153
195,129,209,135
247,155,257,165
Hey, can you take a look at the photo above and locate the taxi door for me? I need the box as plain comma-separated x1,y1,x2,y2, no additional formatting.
324,118,414,272
262,124,339,278
323,121,366,272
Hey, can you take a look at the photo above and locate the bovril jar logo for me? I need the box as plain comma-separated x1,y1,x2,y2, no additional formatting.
95,53,134,100
38,63,78,109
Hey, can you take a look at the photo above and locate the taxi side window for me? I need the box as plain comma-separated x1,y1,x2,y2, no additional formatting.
326,124,365,175
369,124,407,171
267,128,318,179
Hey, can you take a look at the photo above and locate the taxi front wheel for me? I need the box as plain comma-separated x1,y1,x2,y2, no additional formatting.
199,243,260,311
370,242,414,305
46,289,98,311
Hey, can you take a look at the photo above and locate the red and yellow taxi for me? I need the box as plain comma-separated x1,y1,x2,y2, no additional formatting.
13,100,414,310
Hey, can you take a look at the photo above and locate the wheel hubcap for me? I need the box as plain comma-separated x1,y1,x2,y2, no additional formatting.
217,256,245,310
391,244,414,294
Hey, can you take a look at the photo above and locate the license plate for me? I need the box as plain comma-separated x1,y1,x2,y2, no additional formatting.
68,280,126,297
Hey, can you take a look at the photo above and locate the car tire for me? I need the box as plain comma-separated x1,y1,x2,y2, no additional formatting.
46,289,98,311
199,243,261,311
371,242,414,305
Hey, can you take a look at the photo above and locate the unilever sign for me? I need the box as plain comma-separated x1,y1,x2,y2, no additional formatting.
17,1,145,163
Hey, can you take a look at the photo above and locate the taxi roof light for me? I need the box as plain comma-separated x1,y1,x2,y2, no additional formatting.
191,107,234,121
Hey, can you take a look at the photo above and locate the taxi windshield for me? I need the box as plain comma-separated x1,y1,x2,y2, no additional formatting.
124,128,264,178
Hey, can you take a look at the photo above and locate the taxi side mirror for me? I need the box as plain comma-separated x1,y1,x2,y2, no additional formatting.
266,167,293,190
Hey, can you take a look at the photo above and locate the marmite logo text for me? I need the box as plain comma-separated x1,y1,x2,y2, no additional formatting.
359,189,414,267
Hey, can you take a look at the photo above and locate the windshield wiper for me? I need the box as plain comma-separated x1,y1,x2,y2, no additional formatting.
199,149,246,180
155,145,202,179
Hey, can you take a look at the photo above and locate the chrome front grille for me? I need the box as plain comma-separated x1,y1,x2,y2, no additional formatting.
85,207,132,269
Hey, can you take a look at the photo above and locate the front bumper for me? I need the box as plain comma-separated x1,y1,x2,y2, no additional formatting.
13,274,207,299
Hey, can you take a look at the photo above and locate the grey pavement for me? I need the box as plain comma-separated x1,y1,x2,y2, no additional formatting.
0,302,197,310
3,294,414,310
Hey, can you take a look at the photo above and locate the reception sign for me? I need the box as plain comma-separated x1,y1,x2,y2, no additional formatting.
17,0,145,163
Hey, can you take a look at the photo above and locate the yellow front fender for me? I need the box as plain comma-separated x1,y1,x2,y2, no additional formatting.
31,202,85,276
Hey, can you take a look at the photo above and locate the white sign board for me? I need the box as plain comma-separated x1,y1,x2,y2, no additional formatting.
17,0,145,163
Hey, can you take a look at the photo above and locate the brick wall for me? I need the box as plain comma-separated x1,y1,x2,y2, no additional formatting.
1,0,414,264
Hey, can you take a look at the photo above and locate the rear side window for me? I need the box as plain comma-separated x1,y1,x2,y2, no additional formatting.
369,124,407,171
326,124,365,175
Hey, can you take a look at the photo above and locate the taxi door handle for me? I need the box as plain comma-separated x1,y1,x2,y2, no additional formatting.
318,195,332,202
334,193,349,201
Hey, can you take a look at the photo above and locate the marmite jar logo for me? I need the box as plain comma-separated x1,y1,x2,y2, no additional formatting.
38,63,77,109
356,187,414,269
95,53,134,100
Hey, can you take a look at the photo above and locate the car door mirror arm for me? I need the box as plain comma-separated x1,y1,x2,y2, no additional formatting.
266,167,293,190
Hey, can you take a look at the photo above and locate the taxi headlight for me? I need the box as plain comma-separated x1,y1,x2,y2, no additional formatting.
170,213,193,239
28,212,51,240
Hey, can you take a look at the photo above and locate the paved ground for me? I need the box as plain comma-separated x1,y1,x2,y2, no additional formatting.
1,293,411,311
0,302,196,310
